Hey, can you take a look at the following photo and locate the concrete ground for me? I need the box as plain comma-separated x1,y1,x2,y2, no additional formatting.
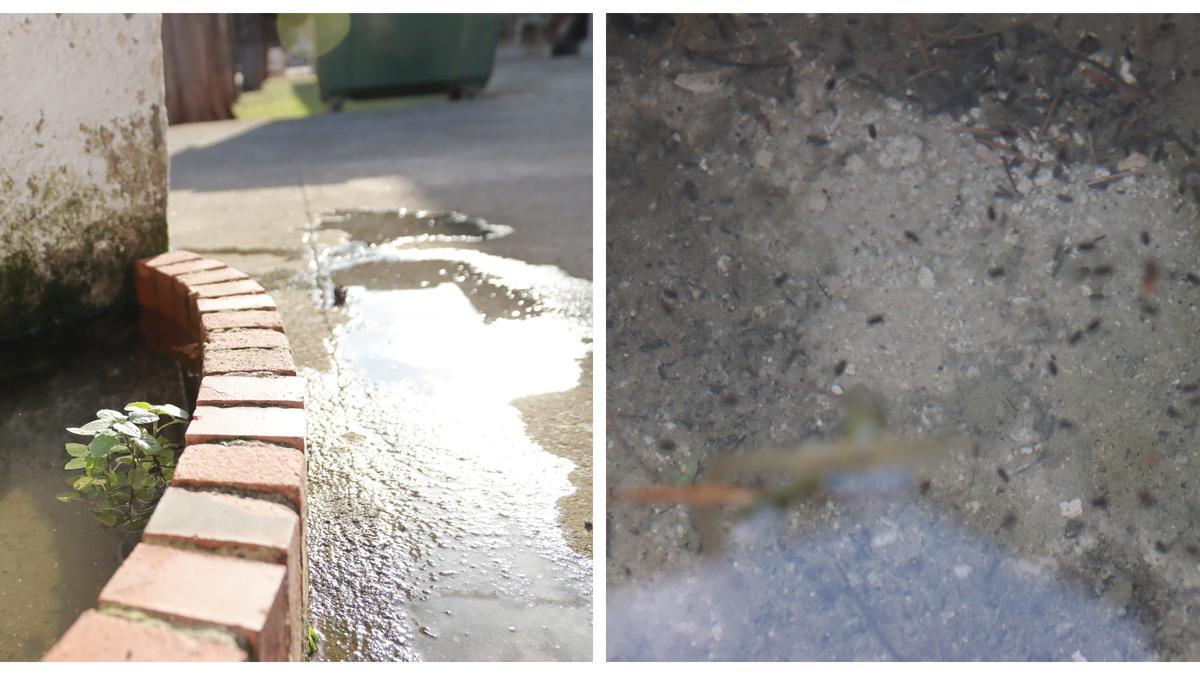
607,15,1200,661
167,52,592,661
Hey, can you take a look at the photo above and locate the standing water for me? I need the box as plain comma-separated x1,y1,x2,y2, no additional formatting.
306,209,592,660
0,311,186,660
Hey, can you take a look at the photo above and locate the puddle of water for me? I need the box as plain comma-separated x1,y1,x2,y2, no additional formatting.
609,501,1155,661
306,211,592,661
0,312,186,660
318,208,514,248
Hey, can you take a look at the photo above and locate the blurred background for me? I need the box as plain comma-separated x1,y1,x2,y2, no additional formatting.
162,13,591,124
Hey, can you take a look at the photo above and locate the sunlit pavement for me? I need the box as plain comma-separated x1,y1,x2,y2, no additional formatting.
166,52,593,661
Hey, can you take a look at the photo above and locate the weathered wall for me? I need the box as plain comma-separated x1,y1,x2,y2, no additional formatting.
0,14,168,340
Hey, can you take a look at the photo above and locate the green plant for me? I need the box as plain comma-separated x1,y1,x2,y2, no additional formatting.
672,456,701,486
305,625,321,658
56,402,187,531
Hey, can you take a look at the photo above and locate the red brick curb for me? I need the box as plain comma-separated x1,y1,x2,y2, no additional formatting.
47,250,309,662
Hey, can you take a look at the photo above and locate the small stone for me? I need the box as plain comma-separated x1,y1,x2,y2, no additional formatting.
1072,651,1087,662
807,192,827,213
755,149,774,169
844,154,865,173
716,254,731,274
918,266,935,289
675,71,724,94
830,384,844,395
1117,152,1149,173
1060,498,1083,519
953,564,972,579
878,136,923,168
870,529,898,549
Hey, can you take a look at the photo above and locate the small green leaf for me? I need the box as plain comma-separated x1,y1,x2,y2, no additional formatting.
108,490,131,505
65,443,89,458
89,434,118,457
134,486,156,502
80,418,114,434
114,455,134,465
161,467,175,482
94,510,121,528
127,409,159,424
64,457,87,470
130,437,149,451
125,516,150,532
159,449,176,465
96,409,127,421
65,426,95,436
153,403,187,419
141,437,160,455
112,421,140,437
56,491,81,503
73,476,94,490
124,402,153,411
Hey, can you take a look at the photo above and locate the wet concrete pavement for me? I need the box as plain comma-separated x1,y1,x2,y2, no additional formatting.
608,15,1200,661
168,53,592,661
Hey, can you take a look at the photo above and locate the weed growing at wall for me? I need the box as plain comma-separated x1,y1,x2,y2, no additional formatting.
57,402,186,531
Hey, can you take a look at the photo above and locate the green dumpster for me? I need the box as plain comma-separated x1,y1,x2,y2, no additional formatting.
316,14,499,104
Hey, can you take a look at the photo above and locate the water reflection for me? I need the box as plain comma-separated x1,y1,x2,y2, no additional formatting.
305,211,592,661
609,498,1154,661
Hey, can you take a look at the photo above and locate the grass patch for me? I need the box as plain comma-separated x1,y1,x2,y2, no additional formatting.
233,74,448,121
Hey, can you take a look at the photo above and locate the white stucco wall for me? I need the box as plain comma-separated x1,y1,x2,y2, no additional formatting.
0,14,169,338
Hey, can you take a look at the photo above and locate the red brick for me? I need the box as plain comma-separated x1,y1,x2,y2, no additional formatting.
139,250,201,269
135,252,200,319
135,259,158,310
206,329,291,351
178,267,249,288
197,294,277,314
145,488,298,561
44,609,247,662
138,307,163,345
196,375,305,409
144,488,302,661
186,406,306,451
158,258,226,278
174,442,306,511
153,259,226,329
191,279,265,299
202,310,284,335
98,544,289,661
203,348,297,376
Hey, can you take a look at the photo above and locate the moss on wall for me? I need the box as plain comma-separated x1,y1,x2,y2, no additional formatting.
0,108,167,340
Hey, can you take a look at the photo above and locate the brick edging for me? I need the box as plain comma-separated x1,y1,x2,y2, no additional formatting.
44,251,307,662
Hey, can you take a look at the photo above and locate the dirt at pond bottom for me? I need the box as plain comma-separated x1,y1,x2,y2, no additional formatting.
607,14,1200,661
0,312,183,660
